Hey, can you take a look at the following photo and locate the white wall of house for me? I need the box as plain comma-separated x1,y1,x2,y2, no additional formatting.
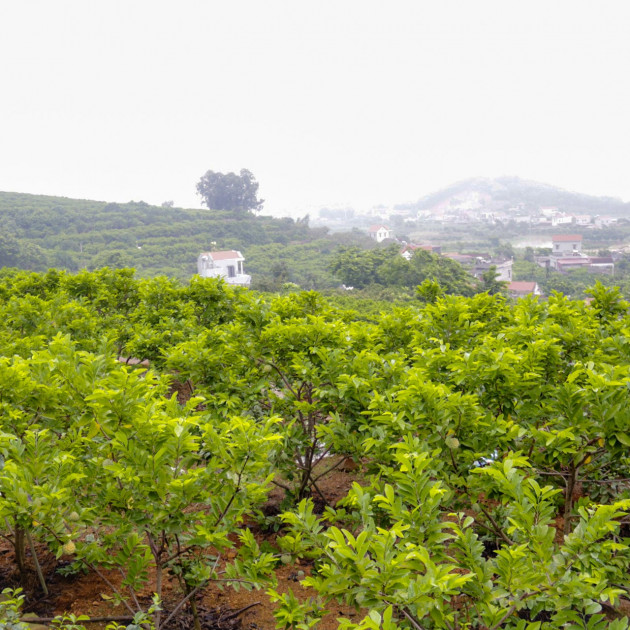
574,215,592,226
495,260,513,282
552,239,582,256
551,214,574,226
369,227,393,242
197,251,251,286
473,258,513,282
595,216,617,227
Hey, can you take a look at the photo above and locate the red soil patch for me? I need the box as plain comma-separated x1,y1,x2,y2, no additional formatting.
1,461,362,629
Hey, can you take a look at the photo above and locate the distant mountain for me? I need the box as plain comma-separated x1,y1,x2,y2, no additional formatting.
396,177,630,216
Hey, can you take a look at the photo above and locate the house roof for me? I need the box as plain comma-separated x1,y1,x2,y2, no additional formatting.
552,234,583,242
200,250,243,261
368,225,390,232
401,244,433,253
508,281,537,293
556,258,591,266
443,253,474,262
474,257,512,267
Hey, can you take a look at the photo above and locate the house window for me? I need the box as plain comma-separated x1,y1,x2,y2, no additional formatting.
238,261,243,274
555,244,559,250
227,265,236,278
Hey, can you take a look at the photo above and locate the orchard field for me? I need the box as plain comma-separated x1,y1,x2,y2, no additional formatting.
1,268,630,630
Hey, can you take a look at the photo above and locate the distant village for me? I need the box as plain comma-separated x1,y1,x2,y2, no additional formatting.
413,195,619,229
365,224,615,300
315,193,621,232
195,228,614,300
195,186,624,298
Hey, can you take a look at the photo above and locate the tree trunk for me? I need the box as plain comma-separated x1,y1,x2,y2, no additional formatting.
14,524,28,588
563,464,577,536
27,530,48,596
189,594,202,630
153,562,163,629
297,464,311,501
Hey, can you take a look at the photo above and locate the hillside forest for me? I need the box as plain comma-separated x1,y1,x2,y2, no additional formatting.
0,268,630,629
3,191,630,301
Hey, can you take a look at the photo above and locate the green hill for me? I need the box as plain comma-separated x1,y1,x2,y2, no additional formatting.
0,191,368,287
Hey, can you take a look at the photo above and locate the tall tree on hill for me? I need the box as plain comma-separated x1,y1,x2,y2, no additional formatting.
196,168,264,214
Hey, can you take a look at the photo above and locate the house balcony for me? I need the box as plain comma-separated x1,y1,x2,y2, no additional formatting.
201,267,251,286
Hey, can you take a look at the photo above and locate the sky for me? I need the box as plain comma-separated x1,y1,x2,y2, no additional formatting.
1,1,629,216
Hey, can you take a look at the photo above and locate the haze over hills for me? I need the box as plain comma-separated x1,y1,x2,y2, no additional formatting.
394,176,630,216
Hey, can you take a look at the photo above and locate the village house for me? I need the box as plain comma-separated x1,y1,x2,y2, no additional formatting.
507,281,542,299
368,225,393,243
442,253,513,283
555,256,615,275
551,213,574,227
197,250,251,286
574,214,592,226
543,235,614,275
587,256,615,273
511,215,532,225
551,234,582,257
534,216,553,227
443,253,476,265
594,215,618,228
472,257,513,282
400,243,442,260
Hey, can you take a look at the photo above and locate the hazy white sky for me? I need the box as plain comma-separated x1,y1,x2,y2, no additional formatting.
1,1,629,215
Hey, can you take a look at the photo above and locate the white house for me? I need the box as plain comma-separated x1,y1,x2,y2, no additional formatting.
594,216,618,228
574,214,592,226
197,250,251,286
368,225,393,243
551,234,582,257
551,213,574,227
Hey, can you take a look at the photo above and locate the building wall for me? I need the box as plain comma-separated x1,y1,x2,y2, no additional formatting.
197,254,250,285
370,228,392,243
474,259,513,282
552,240,581,256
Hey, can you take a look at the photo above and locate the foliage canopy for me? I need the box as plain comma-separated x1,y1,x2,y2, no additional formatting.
0,269,629,629
196,168,264,214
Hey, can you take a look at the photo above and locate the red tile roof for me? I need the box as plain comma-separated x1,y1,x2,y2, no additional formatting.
200,250,243,261
368,225,390,232
508,281,537,293
552,234,583,242
401,244,433,252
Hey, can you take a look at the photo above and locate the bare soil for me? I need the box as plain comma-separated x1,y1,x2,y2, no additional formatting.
0,462,362,630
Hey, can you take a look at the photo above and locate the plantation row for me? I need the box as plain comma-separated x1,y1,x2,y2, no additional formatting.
1,268,629,629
